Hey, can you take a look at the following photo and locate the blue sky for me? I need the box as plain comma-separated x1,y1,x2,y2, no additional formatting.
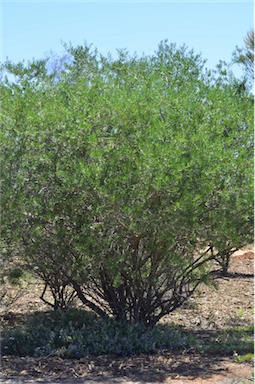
1,1,254,77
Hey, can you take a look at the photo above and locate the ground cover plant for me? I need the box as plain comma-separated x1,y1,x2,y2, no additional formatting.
1,308,189,358
1,40,253,326
1,307,253,359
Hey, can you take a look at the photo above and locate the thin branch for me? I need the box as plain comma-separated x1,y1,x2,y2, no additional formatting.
40,283,55,309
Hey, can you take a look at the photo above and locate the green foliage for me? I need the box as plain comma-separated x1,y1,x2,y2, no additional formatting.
2,309,253,359
1,309,188,358
233,29,254,87
185,325,254,357
210,326,254,356
0,243,32,313
236,353,254,363
1,40,253,324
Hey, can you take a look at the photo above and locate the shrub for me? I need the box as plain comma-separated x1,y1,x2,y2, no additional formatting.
1,41,253,325
2,309,253,359
1,309,188,358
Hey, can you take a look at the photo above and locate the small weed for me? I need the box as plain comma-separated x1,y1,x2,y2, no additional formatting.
236,353,254,363
237,308,246,318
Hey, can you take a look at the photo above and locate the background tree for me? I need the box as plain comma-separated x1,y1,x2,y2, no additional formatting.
233,29,254,89
1,41,253,325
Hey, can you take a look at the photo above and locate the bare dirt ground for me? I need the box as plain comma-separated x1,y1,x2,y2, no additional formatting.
0,248,254,384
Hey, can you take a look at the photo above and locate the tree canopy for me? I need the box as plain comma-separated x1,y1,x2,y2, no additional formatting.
1,41,253,325
233,29,254,89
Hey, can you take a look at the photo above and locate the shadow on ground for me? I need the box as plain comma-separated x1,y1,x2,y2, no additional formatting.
1,349,254,384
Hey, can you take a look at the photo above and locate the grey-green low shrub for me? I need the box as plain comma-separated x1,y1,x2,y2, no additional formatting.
1,309,188,358
2,309,253,358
